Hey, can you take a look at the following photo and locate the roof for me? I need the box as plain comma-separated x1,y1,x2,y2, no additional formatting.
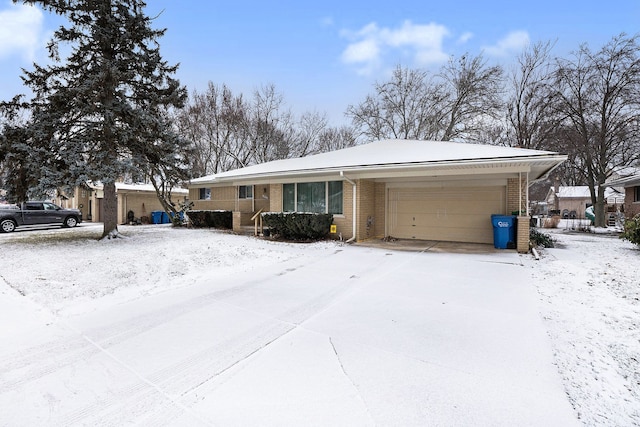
606,173,640,188
550,186,625,204
88,182,188,194
557,186,622,198
190,139,567,186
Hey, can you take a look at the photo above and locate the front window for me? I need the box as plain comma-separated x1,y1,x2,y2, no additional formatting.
239,185,253,199
635,186,640,202
282,181,343,214
199,188,211,200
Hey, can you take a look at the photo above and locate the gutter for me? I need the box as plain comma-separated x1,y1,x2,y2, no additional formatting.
340,171,357,243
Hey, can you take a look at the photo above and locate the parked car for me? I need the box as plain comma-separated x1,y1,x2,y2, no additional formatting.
0,201,82,232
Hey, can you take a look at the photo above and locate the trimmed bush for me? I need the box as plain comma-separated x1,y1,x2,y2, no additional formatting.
186,210,232,229
530,228,554,248
620,214,640,247
262,212,333,241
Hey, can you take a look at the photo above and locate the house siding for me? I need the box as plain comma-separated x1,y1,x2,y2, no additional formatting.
624,186,640,218
507,178,530,252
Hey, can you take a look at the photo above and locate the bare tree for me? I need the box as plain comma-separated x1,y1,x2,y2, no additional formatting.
507,41,562,149
290,111,329,157
244,84,295,164
346,56,503,143
553,33,640,226
346,66,447,141
175,83,247,176
439,53,504,141
316,126,358,153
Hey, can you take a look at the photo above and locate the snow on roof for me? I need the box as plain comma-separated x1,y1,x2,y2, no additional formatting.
606,173,640,188
191,139,565,184
115,182,188,194
88,181,188,194
557,186,622,198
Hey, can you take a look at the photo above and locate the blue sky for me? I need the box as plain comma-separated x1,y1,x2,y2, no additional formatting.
1,0,639,126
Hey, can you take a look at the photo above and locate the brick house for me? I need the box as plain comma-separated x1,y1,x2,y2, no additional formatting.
188,139,566,253
607,173,640,218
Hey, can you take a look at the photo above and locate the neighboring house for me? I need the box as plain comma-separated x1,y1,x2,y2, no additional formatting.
55,182,188,224
545,185,625,218
188,139,566,253
606,173,640,218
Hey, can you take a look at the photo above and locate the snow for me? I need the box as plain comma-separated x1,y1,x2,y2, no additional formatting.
0,223,638,425
190,139,564,184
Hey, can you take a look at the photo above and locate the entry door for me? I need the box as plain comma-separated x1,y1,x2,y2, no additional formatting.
388,186,506,244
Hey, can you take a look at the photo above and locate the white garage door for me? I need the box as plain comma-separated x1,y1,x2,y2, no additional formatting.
388,186,506,244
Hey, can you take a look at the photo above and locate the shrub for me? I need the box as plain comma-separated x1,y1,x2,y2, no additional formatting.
543,215,561,228
262,212,333,241
620,214,640,246
530,228,554,248
186,210,232,229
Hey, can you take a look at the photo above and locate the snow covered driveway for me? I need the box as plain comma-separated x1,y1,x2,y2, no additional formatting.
1,225,577,425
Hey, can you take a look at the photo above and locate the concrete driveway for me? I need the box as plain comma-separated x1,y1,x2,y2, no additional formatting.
0,241,577,426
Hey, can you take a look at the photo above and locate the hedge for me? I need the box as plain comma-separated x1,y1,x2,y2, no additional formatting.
262,212,333,240
621,213,640,247
186,210,232,229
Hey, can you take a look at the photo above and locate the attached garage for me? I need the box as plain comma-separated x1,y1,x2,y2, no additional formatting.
388,184,506,244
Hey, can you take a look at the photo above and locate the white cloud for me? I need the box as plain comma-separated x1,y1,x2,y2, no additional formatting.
319,16,334,27
0,3,44,62
483,30,530,57
458,32,474,44
340,20,450,75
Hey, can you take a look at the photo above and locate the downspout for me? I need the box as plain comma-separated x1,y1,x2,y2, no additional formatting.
340,171,357,243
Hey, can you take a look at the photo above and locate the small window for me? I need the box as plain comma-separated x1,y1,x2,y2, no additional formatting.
239,185,253,199
199,188,211,200
635,186,640,202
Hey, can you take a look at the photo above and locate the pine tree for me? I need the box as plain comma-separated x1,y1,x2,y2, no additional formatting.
6,0,188,238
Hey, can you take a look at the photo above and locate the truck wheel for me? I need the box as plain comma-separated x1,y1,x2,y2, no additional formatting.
1,219,16,233
63,216,78,228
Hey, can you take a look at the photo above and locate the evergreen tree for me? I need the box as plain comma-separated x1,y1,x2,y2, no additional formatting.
4,0,187,238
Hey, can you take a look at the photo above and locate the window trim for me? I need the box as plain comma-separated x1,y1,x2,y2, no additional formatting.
238,185,253,200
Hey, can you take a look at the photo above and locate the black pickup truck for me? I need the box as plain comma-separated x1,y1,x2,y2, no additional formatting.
0,201,82,233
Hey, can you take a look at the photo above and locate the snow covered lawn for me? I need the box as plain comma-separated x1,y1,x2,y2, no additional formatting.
0,223,637,425
524,227,640,426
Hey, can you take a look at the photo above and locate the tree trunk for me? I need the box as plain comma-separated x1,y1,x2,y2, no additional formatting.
101,181,119,239
594,186,607,228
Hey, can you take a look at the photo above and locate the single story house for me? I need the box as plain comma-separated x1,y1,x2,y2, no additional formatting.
188,139,566,253
606,173,640,218
56,182,188,224
545,185,625,218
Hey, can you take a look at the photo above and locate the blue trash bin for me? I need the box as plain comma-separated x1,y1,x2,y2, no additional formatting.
151,211,163,224
161,211,171,224
491,214,515,249
168,211,185,223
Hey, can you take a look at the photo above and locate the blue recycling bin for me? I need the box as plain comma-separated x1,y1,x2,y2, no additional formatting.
151,211,163,224
169,211,185,223
491,214,515,249
161,211,171,224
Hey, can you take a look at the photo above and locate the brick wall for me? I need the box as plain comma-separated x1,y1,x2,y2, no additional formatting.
624,187,640,218
333,181,354,240
507,177,527,215
516,216,530,253
356,179,376,240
